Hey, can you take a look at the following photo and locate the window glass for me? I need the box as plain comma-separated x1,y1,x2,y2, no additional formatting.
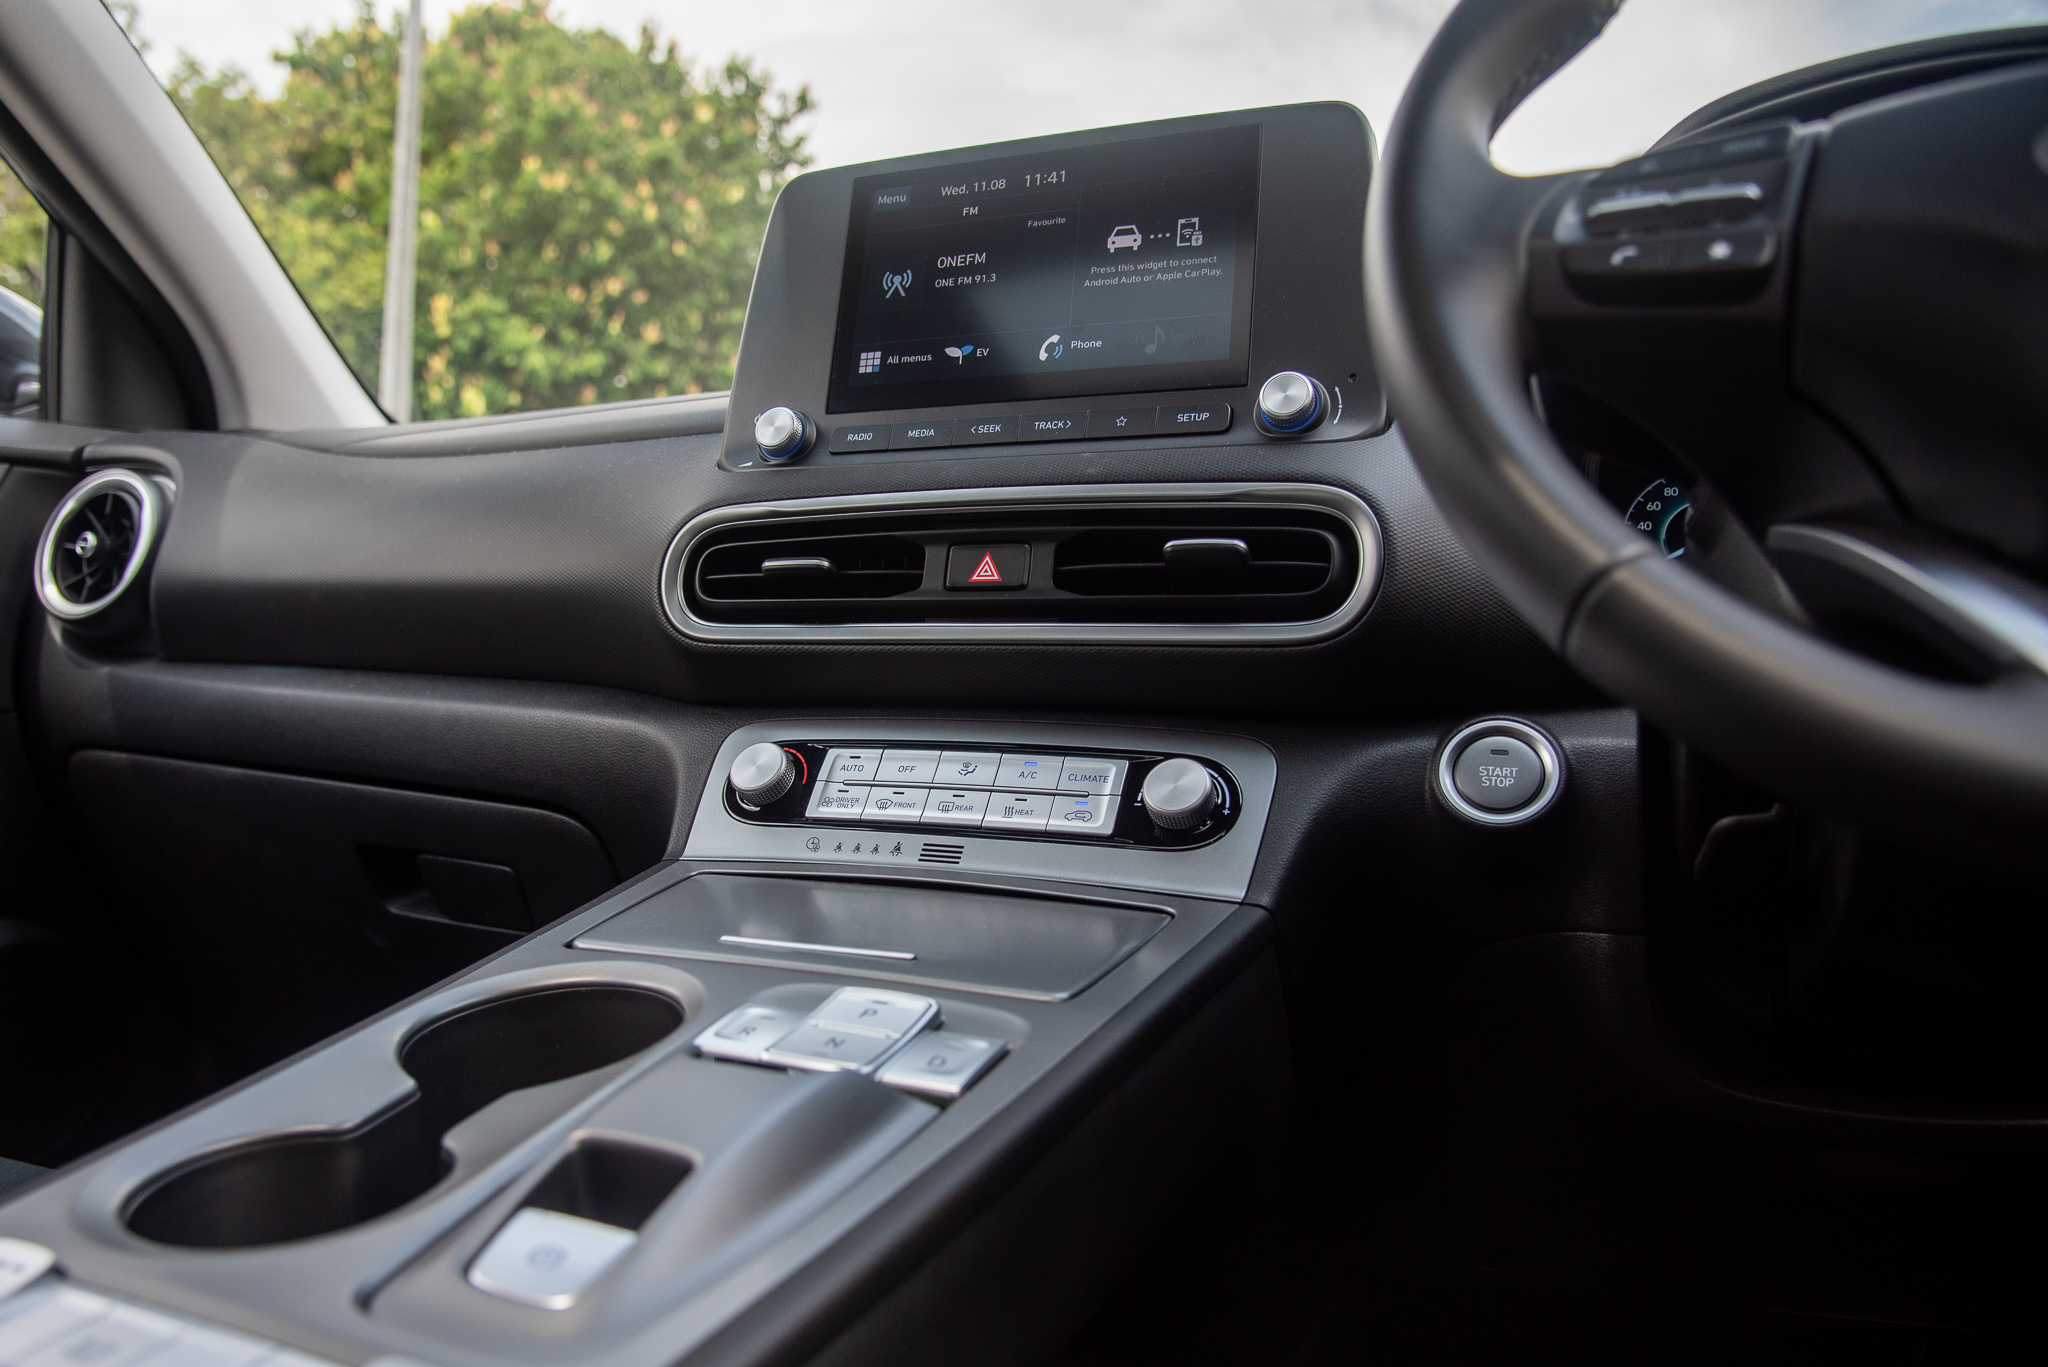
0,158,46,413
121,0,2048,421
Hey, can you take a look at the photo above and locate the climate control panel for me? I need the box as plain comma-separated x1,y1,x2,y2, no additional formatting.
724,740,1240,849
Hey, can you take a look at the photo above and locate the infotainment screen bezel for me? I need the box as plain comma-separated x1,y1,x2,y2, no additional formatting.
721,103,1385,469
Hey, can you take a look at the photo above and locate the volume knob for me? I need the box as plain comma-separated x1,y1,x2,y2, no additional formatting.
1142,757,1220,831
754,406,812,463
729,742,797,808
1254,371,1327,437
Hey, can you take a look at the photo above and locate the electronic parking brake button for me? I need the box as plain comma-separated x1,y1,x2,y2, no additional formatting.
1451,735,1544,812
469,1207,638,1310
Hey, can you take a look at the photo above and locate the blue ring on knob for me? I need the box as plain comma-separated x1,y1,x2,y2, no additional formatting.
1260,382,1323,435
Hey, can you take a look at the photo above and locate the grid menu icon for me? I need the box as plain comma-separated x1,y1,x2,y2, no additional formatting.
857,350,882,374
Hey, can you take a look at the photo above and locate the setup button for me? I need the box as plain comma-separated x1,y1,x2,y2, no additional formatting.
1160,402,1232,433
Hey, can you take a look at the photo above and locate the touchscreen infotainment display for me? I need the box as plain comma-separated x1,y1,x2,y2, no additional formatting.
825,125,1260,414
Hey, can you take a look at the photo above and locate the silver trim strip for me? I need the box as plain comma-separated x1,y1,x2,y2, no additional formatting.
658,482,1382,645
34,468,169,621
717,935,917,961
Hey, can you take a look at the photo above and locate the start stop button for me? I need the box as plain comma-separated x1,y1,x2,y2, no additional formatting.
1452,735,1544,811
1436,719,1563,826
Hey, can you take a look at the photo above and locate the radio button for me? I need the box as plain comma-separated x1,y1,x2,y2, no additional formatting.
829,424,892,454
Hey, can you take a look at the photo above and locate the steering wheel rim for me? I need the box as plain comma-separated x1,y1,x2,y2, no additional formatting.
1365,0,2048,843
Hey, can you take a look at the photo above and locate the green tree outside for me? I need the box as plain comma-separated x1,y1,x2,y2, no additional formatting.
169,1,809,418
0,161,48,306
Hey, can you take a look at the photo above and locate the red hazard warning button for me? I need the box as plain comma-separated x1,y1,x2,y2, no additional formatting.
944,544,1029,590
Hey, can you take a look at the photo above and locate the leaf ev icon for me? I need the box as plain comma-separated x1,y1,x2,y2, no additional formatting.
882,269,913,298
1038,334,1063,361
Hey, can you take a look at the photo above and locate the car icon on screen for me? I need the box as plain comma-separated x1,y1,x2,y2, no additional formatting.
1106,224,1144,251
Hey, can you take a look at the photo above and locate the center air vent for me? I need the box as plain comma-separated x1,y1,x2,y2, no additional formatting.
35,468,169,623
663,484,1382,644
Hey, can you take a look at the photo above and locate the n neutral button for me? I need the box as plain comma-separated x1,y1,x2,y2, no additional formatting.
1020,412,1084,440
1160,402,1231,433
892,420,953,448
1087,407,1157,438
763,1023,897,1071
828,424,891,454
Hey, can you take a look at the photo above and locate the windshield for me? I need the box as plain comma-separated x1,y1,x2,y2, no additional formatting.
72,0,2048,422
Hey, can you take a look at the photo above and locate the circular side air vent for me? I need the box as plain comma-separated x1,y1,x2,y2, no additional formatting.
35,468,169,621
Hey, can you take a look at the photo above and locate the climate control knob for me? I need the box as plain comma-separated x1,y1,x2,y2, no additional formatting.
1254,371,1327,437
1141,757,1221,831
729,742,797,808
753,406,813,463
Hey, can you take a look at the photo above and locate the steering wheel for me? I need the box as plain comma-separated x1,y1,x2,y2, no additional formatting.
1367,0,2048,844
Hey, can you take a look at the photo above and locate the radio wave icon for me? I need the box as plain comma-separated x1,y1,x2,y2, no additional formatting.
881,269,913,299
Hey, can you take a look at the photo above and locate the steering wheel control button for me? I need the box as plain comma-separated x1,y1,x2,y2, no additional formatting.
1142,757,1221,830
862,788,929,821
807,783,870,820
729,742,797,809
920,790,992,826
877,1032,1007,1099
1086,407,1157,438
996,753,1061,787
945,544,1028,589
983,792,1054,833
1435,719,1564,826
1160,401,1231,434
1049,793,1118,836
891,419,954,448
695,1004,804,1063
1057,756,1129,794
753,406,813,463
1452,736,1544,811
828,423,892,454
468,1207,637,1310
1255,370,1328,436
876,749,941,783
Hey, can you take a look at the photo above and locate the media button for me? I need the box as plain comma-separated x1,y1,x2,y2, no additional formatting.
829,424,892,454
892,420,954,448
957,415,1019,444
1021,412,1085,441
1087,407,1158,438
1160,402,1232,434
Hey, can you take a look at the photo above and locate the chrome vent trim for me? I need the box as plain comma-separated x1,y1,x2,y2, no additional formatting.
34,468,171,621
659,482,1383,645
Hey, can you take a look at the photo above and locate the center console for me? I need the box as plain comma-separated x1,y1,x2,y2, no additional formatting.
0,720,1279,1367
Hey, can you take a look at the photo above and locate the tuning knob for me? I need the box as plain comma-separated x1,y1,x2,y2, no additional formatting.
729,742,797,808
1254,371,1327,437
1142,757,1221,831
754,406,813,463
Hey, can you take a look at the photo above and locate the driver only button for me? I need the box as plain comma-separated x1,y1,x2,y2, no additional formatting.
1452,735,1544,812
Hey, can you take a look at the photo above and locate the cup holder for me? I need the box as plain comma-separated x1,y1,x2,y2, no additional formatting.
125,985,684,1248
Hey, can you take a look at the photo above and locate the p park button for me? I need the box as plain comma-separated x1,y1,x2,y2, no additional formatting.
1436,718,1564,827
945,544,1028,590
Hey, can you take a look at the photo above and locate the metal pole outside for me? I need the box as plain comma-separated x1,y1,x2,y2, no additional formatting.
377,0,425,422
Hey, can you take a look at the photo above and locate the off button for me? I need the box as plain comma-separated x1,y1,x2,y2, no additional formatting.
1451,735,1544,811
